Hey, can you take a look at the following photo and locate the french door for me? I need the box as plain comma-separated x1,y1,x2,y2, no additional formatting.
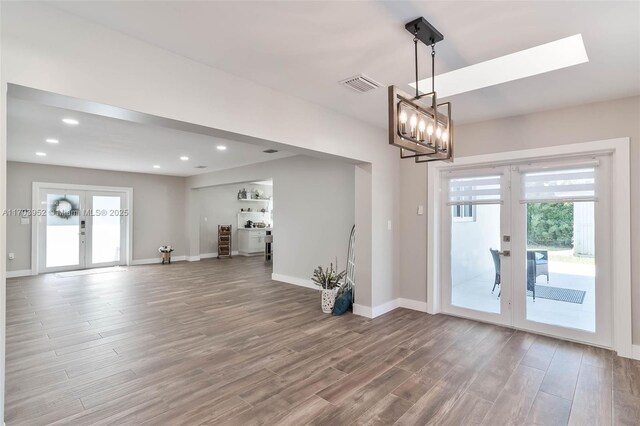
37,188,128,273
441,156,612,347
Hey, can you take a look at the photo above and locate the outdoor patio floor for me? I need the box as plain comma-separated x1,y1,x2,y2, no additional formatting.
452,262,596,332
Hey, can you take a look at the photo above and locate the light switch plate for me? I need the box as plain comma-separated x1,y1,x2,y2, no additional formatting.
387,220,392,231
20,218,30,225
417,205,424,215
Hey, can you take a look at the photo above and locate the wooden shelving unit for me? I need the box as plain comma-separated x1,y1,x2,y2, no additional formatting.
217,225,232,259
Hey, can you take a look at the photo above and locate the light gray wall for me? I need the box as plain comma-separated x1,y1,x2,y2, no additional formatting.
188,155,355,284
6,161,187,270
198,183,272,254
273,157,354,281
399,95,640,343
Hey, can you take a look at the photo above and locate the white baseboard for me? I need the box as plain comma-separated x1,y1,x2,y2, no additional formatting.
372,299,400,317
199,251,239,259
632,344,640,360
353,304,373,318
238,251,264,257
353,297,429,319
398,298,428,312
6,269,33,278
271,273,317,291
187,255,201,262
131,255,186,265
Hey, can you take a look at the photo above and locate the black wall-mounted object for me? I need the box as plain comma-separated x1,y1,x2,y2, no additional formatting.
405,17,444,45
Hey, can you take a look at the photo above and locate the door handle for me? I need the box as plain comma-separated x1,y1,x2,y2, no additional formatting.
498,250,511,257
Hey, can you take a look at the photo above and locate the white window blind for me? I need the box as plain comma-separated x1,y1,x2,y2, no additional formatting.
521,167,596,203
448,175,502,205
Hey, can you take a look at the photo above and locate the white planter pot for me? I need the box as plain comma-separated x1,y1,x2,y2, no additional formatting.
321,288,338,313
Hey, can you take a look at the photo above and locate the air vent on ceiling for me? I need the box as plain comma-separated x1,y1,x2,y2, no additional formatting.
263,149,278,154
339,74,382,93
194,165,208,169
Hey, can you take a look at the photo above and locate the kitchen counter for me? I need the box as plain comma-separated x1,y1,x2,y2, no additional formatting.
237,228,271,256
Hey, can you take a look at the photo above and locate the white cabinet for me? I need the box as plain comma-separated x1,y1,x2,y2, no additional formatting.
238,229,268,256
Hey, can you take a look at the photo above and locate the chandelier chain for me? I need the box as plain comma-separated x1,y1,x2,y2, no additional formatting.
414,33,419,98
431,43,435,94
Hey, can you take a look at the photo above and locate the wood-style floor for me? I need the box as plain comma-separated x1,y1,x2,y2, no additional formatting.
5,256,640,425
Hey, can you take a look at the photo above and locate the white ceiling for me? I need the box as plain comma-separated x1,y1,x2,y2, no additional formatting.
7,98,294,176
50,1,640,127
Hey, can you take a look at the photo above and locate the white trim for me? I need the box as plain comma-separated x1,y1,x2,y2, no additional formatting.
131,255,186,265
398,298,428,312
632,345,640,361
353,304,373,318
426,137,632,357
5,269,32,278
372,299,400,317
353,298,429,319
271,273,317,290
238,251,266,257
31,182,133,274
199,251,239,259
187,256,201,262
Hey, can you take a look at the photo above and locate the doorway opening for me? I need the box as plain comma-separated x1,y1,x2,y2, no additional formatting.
427,139,631,356
33,183,132,274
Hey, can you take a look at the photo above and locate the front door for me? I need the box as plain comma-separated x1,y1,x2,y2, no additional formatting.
38,188,128,273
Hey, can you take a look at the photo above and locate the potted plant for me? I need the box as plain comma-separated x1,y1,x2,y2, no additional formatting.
312,261,346,313
158,245,174,264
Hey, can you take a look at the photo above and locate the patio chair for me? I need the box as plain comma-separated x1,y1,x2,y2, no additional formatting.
489,248,500,294
526,252,537,301
490,248,536,301
532,250,549,283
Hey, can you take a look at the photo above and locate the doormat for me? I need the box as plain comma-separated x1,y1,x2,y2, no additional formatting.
55,266,128,278
527,285,586,304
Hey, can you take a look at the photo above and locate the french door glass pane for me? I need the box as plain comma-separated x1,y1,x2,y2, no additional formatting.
46,194,80,268
525,201,595,332
91,196,121,264
451,203,501,313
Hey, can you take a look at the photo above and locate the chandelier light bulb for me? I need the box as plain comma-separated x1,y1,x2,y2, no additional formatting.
436,127,442,139
410,114,418,138
418,119,426,141
399,110,408,134
442,131,449,142
427,124,434,136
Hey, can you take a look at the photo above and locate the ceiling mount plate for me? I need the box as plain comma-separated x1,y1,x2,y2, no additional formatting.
405,17,444,46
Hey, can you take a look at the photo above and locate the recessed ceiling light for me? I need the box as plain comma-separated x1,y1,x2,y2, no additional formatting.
180,156,189,161
410,34,589,98
216,145,227,151
45,138,59,144
62,118,79,125
36,152,47,157
153,165,160,169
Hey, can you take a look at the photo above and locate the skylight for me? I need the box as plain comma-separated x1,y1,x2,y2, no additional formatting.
410,34,588,98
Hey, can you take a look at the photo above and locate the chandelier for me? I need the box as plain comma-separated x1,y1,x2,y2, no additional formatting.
389,17,453,163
